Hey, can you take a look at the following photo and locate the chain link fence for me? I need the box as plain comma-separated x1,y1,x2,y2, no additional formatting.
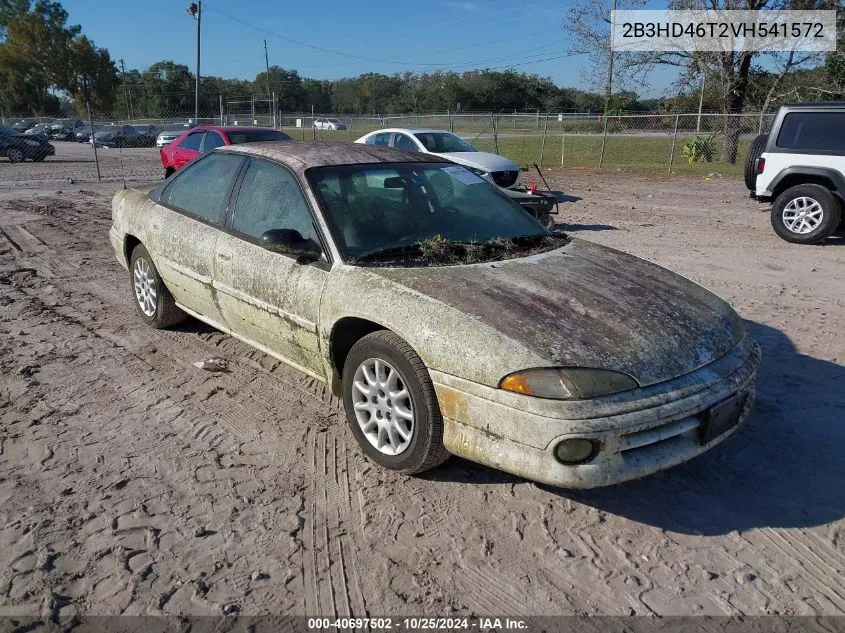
1,108,776,187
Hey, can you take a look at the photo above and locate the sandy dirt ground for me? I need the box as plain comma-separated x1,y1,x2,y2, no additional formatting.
0,144,844,619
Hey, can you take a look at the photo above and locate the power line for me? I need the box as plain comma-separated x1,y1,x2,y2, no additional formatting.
203,3,573,71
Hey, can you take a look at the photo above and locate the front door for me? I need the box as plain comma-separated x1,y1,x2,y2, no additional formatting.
212,157,329,378
174,130,204,169
150,151,245,326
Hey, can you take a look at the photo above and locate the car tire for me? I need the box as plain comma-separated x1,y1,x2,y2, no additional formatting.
342,331,450,474
771,184,842,244
744,133,768,191
7,148,25,163
129,244,187,328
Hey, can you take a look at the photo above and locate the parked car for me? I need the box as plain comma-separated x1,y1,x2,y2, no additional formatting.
156,123,197,148
313,117,347,131
24,122,52,138
133,124,161,147
93,124,143,148
747,102,845,244
110,142,760,488
49,118,85,140
356,128,521,190
74,124,105,143
159,125,292,178
0,124,55,162
9,118,38,133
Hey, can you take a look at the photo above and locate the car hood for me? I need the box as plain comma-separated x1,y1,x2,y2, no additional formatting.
433,151,518,173
350,239,744,388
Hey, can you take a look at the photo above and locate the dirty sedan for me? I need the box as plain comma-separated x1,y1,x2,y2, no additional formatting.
109,142,760,488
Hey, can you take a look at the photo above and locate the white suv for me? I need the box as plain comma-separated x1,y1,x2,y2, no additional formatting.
747,103,845,244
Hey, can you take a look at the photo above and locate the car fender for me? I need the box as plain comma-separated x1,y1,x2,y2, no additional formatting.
765,166,845,198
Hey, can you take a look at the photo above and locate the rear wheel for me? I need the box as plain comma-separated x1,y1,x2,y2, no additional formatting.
7,148,25,163
129,244,186,328
342,331,449,474
744,133,768,190
771,184,841,244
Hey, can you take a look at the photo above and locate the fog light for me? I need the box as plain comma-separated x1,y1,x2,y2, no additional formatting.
554,438,597,465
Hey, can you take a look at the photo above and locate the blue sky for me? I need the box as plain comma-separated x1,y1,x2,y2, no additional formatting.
61,0,676,97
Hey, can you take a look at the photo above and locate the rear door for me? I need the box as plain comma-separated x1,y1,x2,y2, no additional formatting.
212,156,330,378
150,151,245,326
175,130,205,169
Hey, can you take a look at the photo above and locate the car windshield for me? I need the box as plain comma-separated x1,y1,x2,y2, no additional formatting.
227,129,292,144
307,162,561,265
414,132,476,153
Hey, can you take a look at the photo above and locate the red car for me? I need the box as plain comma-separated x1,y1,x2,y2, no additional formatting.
160,125,292,178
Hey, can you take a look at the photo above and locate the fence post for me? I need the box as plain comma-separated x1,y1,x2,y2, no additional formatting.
668,114,680,174
448,108,453,133
272,92,277,129
85,97,101,183
492,113,499,155
598,116,609,168
560,129,565,167
539,111,549,167
219,94,223,126
311,105,316,140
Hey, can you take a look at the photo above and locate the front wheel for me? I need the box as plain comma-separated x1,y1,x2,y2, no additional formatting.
342,331,449,474
129,244,186,328
771,184,841,244
7,148,25,163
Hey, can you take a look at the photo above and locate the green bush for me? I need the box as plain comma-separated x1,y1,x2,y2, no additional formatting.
680,134,717,163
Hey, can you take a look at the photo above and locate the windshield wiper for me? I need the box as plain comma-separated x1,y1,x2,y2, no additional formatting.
353,243,423,262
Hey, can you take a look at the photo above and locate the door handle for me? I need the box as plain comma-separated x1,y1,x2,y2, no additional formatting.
216,250,233,262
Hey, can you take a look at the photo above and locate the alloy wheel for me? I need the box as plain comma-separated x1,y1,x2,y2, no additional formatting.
782,196,824,234
133,257,157,317
352,358,414,455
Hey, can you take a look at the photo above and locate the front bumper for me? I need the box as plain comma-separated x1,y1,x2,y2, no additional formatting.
432,335,760,488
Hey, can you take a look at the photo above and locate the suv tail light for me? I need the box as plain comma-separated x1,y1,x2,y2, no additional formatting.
756,157,765,174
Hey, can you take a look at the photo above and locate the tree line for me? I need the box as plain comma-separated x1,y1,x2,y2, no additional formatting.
2,0,844,130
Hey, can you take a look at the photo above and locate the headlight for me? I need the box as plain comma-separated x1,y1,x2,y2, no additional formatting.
499,367,638,400
467,167,487,177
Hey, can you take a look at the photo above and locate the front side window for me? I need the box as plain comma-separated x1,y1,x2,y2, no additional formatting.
232,158,314,243
777,112,845,152
226,129,291,144
393,134,418,152
307,162,548,261
162,152,243,223
179,131,204,151
414,132,476,153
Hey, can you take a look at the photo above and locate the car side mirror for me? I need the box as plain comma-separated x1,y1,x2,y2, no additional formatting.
260,229,321,263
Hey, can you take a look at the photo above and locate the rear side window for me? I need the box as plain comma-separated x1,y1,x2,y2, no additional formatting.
231,158,314,241
367,133,390,146
162,153,243,223
393,134,418,152
179,131,204,151
777,112,845,152
203,131,226,152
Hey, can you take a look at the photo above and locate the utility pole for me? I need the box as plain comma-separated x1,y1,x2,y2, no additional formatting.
119,58,132,120
263,39,271,97
187,2,201,122
604,0,617,116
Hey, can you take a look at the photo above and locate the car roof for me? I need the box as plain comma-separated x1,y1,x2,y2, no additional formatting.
782,102,845,110
366,128,451,135
193,125,279,133
217,140,451,170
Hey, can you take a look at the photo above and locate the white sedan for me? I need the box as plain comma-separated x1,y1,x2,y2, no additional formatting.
313,117,347,130
356,128,521,190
